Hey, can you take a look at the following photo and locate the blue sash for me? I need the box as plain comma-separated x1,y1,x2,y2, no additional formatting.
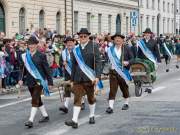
163,43,172,58
22,50,50,96
62,48,72,75
107,46,132,84
73,45,96,81
137,40,157,66
97,80,104,89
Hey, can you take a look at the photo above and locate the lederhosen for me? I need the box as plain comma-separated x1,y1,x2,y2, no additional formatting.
108,45,130,100
71,42,101,106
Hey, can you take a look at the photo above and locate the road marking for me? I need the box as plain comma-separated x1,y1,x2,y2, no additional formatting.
45,115,102,135
152,86,166,93
0,92,59,109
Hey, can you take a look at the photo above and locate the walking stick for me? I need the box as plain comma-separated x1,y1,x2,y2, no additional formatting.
17,66,25,98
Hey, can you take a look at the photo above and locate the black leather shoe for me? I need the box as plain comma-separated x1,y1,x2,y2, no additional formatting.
122,104,129,110
39,116,49,123
106,107,113,114
81,103,85,110
89,117,95,124
166,69,169,72
176,65,179,69
24,121,33,128
65,120,78,129
59,106,68,114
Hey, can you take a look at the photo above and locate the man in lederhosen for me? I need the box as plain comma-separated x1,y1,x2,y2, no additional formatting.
59,37,86,113
65,28,101,128
59,37,74,113
19,36,53,128
137,28,161,85
106,33,134,114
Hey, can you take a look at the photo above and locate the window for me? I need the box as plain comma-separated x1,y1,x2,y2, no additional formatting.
172,19,174,33
19,8,25,34
152,17,155,32
87,13,91,32
163,18,165,33
108,15,112,34
146,0,149,9
126,17,129,35
152,0,155,10
168,3,170,13
163,1,165,12
39,10,45,29
172,4,174,13
0,3,5,33
74,11,78,33
140,0,143,7
140,16,143,33
167,18,170,33
98,14,102,34
56,12,60,34
146,16,149,28
158,0,160,11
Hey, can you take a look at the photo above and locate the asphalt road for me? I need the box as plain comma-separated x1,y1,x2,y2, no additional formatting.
0,57,180,135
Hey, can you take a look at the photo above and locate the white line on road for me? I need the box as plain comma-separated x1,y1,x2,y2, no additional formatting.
152,86,166,93
0,92,59,109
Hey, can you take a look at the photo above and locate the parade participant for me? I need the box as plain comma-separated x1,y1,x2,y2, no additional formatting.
18,36,53,128
59,36,75,113
65,28,101,129
159,36,174,72
136,28,161,83
105,33,134,114
175,38,180,69
59,36,86,113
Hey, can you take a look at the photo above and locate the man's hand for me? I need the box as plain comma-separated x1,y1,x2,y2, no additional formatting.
18,80,23,86
123,61,129,66
92,78,99,85
70,82,74,88
48,85,53,90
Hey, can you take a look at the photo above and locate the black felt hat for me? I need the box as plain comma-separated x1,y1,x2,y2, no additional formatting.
77,28,91,35
111,32,125,40
27,36,39,45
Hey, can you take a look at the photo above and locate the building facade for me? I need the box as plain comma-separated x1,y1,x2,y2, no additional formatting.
73,0,139,35
139,0,175,36
0,0,73,38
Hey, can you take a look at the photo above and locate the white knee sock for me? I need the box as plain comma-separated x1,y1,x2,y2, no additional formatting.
39,105,48,117
124,98,129,105
81,96,85,104
89,103,96,118
72,106,81,123
29,107,38,122
109,100,114,109
64,97,71,108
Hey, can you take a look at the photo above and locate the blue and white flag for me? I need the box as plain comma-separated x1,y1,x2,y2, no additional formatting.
22,50,50,96
62,48,72,75
137,40,157,66
73,45,96,81
107,46,132,84
163,43,172,58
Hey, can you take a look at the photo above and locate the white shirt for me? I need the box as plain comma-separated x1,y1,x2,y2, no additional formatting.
114,46,122,60
62,48,71,61
111,46,122,69
81,41,89,49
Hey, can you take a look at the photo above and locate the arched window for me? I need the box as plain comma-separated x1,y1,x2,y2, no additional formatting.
56,12,60,34
39,10,45,29
19,8,26,34
0,3,5,33
116,14,121,33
